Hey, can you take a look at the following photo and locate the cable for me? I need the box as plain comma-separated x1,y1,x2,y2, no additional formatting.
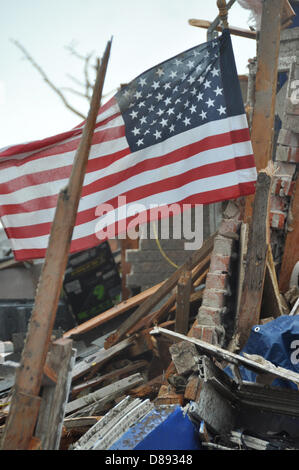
152,220,179,269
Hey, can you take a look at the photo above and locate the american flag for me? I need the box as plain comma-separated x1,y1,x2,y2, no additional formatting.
0,30,256,261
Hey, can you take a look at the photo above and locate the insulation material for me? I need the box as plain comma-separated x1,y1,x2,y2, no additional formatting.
237,0,263,30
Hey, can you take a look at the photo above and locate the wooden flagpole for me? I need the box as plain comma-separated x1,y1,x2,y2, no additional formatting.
1,38,112,450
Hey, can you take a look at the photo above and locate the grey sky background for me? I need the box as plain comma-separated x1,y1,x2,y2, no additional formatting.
0,0,257,149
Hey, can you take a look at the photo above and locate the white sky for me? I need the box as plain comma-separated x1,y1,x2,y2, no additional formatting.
0,0,257,150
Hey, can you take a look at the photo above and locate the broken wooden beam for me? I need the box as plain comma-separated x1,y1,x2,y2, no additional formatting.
175,271,192,335
279,177,299,292
126,254,210,335
262,246,289,317
71,336,135,383
234,167,273,349
70,360,148,398
65,373,144,416
244,0,284,222
35,338,76,450
63,280,164,339
188,19,256,39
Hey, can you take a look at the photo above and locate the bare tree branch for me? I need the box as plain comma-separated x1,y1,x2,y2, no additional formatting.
11,39,87,119
12,39,117,121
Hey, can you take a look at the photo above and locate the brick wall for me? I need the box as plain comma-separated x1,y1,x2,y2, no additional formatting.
193,202,242,347
126,206,211,292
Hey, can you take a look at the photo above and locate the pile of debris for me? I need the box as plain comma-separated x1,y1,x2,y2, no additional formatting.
0,182,299,450
1,0,299,450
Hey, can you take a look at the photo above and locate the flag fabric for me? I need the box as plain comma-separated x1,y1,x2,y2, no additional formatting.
0,30,257,262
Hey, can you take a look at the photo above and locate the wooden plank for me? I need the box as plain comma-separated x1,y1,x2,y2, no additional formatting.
130,374,164,399
262,246,289,317
175,270,192,335
188,18,256,39
126,286,204,336
63,280,164,339
235,168,273,349
150,327,299,385
35,338,75,450
235,222,248,318
63,416,101,432
244,0,284,222
0,392,41,450
154,385,184,406
105,233,216,348
70,360,148,398
282,0,296,28
71,336,135,382
279,178,299,292
0,259,31,270
65,373,144,416
126,255,209,335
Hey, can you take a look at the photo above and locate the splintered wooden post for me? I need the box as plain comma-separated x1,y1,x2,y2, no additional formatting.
244,0,284,222
35,338,76,450
235,166,274,349
175,270,192,335
1,39,112,451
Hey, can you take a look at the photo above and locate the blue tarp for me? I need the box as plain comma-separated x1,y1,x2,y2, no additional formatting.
227,315,299,389
134,406,201,450
110,405,201,450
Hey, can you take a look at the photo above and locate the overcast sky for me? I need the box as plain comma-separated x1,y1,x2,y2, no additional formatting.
0,0,257,150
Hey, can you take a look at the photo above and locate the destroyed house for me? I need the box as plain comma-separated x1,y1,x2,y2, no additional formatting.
0,0,299,453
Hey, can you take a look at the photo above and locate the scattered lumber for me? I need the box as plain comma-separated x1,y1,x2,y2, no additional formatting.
234,166,274,349
175,270,192,335
65,373,144,416
63,280,165,339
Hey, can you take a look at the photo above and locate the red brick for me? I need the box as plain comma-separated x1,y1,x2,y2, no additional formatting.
272,177,295,197
213,235,234,256
270,211,286,230
270,195,288,212
218,219,241,236
276,145,299,163
192,325,219,344
205,272,229,291
197,305,222,325
202,289,226,309
209,253,232,274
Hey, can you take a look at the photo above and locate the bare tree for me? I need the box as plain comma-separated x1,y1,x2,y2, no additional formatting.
11,39,116,119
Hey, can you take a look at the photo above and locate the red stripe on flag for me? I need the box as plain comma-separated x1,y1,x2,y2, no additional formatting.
0,127,250,204
0,123,125,172
11,180,256,261
5,154,255,239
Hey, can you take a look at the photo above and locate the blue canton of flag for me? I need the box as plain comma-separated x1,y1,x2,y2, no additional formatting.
116,30,240,152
